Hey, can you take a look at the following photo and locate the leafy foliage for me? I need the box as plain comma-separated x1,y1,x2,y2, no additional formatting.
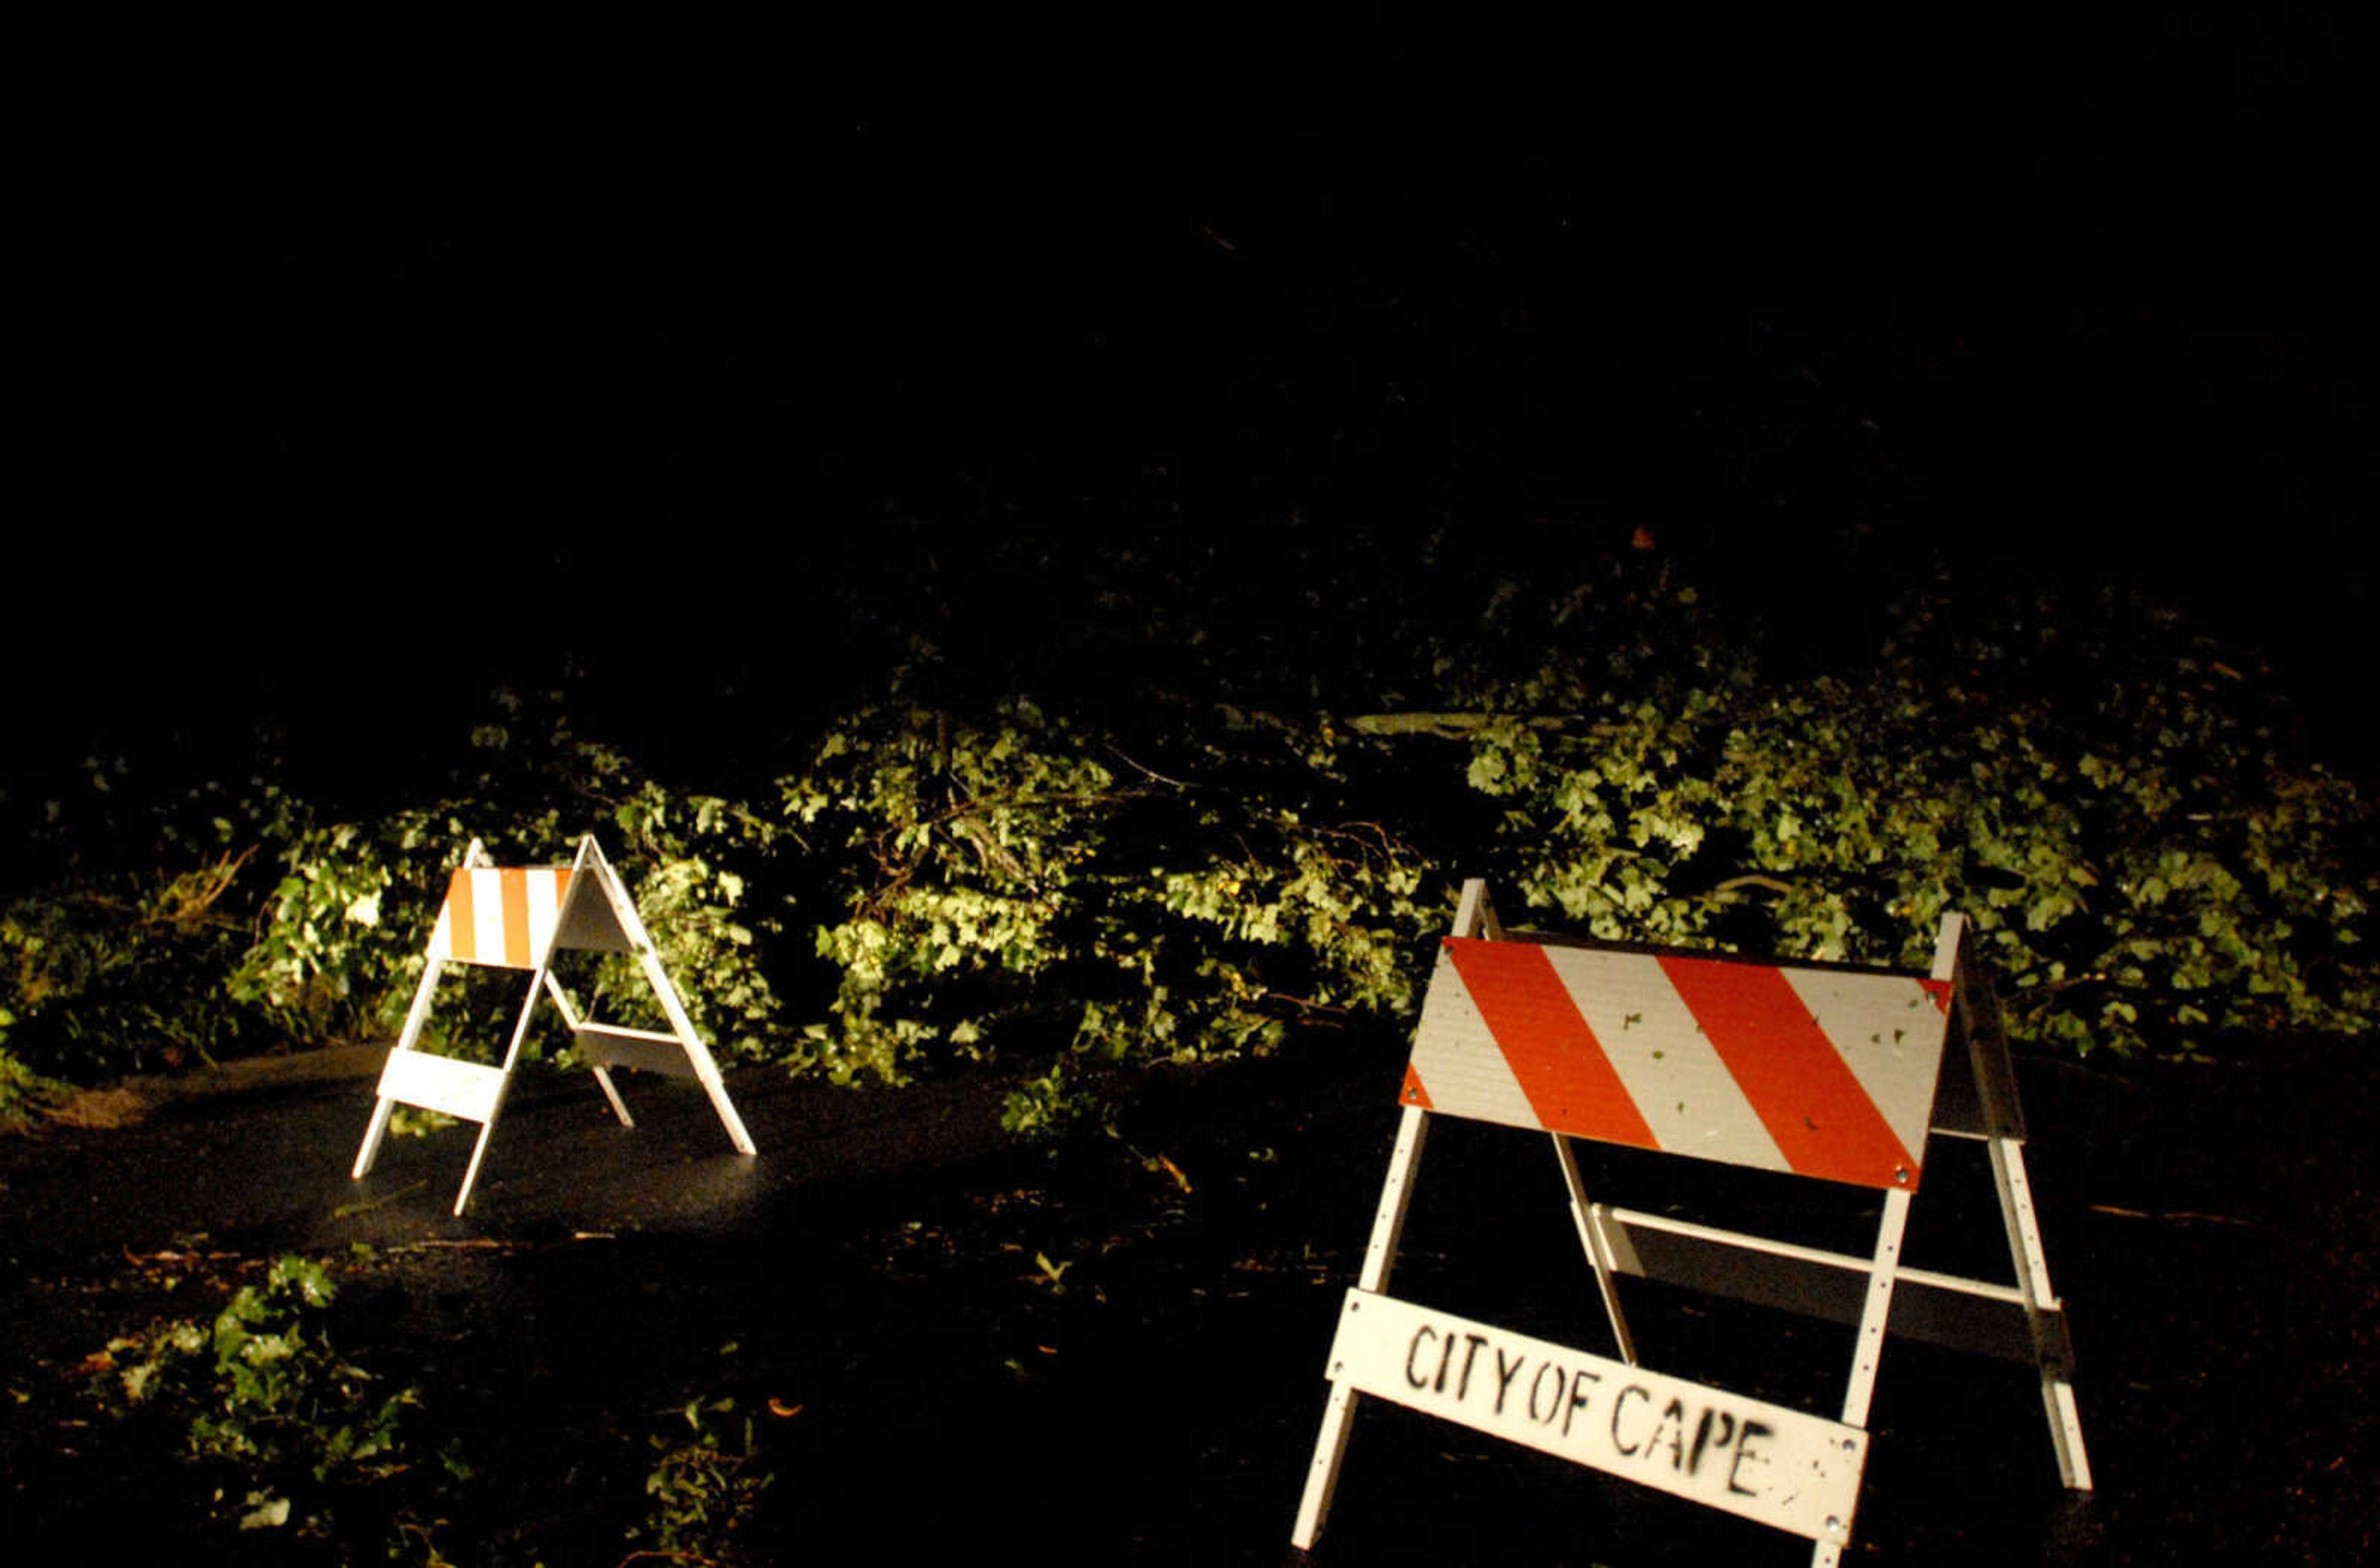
1445,562,2376,1055
2,848,261,1079
0,1037,67,1132
92,1254,463,1558
1,693,788,1091
227,700,790,1065
1,550,2370,1117
628,1398,774,1564
779,697,1434,1129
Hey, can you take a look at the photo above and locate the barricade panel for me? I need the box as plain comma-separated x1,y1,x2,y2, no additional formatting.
575,1023,700,1079
1324,1288,1867,1544
427,866,575,970
1406,937,1950,1190
376,1050,506,1124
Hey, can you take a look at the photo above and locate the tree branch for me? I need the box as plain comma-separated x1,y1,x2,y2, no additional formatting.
1344,712,1593,740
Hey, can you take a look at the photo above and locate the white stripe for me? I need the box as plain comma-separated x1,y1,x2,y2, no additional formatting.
469,869,508,962
1783,969,1949,1163
1555,948,1791,1175
426,899,455,961
524,868,563,964
1407,948,1540,1130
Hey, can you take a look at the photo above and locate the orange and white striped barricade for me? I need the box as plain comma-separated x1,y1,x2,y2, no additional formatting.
351,835,757,1215
1291,880,2090,1566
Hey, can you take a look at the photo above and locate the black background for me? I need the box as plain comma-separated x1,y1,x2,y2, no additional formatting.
19,12,2376,797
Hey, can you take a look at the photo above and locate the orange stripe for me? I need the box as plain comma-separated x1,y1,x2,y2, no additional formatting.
446,868,478,962
1445,940,1655,1148
1658,956,1919,1189
500,868,533,967
1399,1062,1434,1109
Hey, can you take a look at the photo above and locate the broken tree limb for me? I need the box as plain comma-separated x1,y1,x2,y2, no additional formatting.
1344,713,1605,740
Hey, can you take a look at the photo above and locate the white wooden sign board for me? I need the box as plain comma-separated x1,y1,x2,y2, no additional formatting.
1323,1288,1867,1544
351,834,756,1215
1290,879,2091,1566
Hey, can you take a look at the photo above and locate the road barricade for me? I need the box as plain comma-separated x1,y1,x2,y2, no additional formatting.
351,834,756,1215
1292,879,2090,1565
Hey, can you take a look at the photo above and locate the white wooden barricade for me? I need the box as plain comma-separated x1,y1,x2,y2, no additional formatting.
1291,880,2090,1565
351,835,757,1215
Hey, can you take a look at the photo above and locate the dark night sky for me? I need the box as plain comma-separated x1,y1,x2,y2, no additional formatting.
19,12,2376,795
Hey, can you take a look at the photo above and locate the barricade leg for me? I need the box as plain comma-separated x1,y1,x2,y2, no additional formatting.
352,1098,399,1180
1292,1103,1429,1551
589,1065,635,1127
353,951,447,1179
639,946,756,1155
1454,877,1502,942
1295,882,1502,1549
1988,1134,2094,1489
449,961,551,1217
452,1108,505,1218
1954,932,2092,1489
540,972,637,1128
1551,1133,1637,1365
1809,1186,1913,1568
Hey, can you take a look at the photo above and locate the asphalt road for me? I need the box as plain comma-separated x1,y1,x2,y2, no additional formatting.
2,1034,2372,1564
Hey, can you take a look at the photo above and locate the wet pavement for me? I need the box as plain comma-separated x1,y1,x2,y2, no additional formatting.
2,1033,2373,1564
